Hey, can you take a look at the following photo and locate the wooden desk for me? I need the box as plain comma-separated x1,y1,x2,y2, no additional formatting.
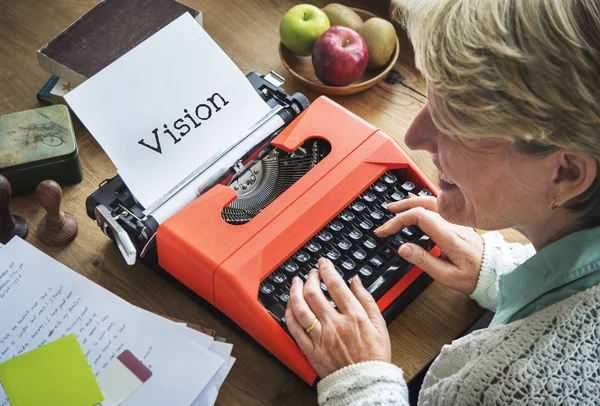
0,0,525,404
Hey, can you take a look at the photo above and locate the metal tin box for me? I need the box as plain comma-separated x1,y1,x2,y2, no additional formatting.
0,105,82,196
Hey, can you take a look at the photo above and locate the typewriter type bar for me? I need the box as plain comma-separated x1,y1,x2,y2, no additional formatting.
85,72,309,265
157,96,441,385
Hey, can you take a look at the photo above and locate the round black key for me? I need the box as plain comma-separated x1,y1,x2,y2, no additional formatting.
330,221,344,232
326,248,341,260
358,265,373,277
373,183,387,193
306,240,321,253
362,192,377,202
400,181,415,193
391,191,405,201
418,189,432,197
381,245,396,259
364,237,378,250
380,200,393,210
271,273,287,284
283,261,299,273
383,173,397,184
320,282,328,292
341,258,356,271
351,201,367,212
278,292,290,303
260,282,275,295
370,256,384,268
340,211,355,222
348,228,363,240
338,238,352,250
353,248,367,260
370,210,385,220
359,218,374,230
390,234,405,247
401,226,417,239
295,250,310,262
318,230,333,242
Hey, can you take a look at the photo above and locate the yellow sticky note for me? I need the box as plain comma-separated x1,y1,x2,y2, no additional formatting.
0,334,104,406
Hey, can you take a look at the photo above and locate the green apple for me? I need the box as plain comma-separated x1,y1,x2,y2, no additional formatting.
280,4,330,56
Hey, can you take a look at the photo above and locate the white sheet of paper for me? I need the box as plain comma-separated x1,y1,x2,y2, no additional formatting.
0,238,224,406
65,12,271,208
192,357,236,406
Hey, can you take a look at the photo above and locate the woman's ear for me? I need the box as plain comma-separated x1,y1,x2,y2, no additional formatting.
552,150,598,206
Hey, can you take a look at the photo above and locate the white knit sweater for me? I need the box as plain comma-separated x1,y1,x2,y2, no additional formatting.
317,233,600,405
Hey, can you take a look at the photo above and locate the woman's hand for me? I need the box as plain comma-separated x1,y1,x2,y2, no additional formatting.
375,195,484,295
285,258,391,378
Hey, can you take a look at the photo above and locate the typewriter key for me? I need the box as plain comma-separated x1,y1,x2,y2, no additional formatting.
341,258,356,271
353,248,367,260
305,240,321,253
340,211,355,222
295,250,310,262
329,221,344,232
418,189,432,197
348,228,363,240
400,181,416,193
358,265,373,277
337,238,352,250
381,245,396,259
260,282,275,295
283,261,299,273
370,210,385,220
391,192,405,201
373,183,387,193
383,173,397,184
364,237,378,250
362,192,377,203
370,255,384,268
326,248,341,260
318,230,333,242
359,218,374,230
351,201,367,212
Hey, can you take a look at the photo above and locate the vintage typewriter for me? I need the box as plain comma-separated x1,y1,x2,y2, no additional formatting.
87,71,440,385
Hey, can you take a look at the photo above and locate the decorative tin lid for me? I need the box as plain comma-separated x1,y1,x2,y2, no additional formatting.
0,105,77,170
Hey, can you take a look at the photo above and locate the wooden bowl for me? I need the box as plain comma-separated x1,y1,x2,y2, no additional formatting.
279,8,400,96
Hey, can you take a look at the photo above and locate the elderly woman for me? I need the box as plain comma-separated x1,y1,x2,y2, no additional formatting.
284,0,600,404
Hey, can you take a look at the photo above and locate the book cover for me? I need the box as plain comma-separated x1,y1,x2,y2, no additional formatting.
37,0,203,86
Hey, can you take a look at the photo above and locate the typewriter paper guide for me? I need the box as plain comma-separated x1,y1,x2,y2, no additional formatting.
65,12,271,208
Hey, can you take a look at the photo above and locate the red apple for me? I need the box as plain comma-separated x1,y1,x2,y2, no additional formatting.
312,26,368,86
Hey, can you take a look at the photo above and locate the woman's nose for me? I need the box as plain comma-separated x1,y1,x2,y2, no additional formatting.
404,105,438,153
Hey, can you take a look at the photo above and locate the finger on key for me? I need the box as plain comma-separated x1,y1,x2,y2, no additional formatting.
289,276,320,334
351,276,386,331
304,268,338,321
317,258,363,315
386,195,438,213
285,300,315,353
374,207,453,245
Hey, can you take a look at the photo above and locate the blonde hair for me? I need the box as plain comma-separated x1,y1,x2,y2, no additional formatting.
395,0,600,159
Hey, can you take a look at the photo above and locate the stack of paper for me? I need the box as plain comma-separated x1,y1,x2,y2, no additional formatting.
0,237,234,406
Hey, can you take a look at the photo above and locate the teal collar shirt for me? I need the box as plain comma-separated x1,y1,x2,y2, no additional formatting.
491,226,600,326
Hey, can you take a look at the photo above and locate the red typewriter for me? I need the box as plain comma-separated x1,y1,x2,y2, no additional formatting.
87,73,439,385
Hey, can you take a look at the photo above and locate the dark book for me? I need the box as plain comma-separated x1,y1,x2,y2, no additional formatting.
37,0,203,86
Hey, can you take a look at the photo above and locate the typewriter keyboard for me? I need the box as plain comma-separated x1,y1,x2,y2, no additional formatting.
258,171,434,326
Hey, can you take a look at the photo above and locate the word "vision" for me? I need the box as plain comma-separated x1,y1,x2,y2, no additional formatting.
138,92,230,154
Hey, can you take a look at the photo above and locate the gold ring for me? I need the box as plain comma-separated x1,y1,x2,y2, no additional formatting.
305,318,319,335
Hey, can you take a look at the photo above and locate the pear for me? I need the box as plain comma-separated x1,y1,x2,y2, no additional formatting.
358,17,397,70
321,4,363,31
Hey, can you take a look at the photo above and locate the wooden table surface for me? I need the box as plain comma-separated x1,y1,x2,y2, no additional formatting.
1,0,527,404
